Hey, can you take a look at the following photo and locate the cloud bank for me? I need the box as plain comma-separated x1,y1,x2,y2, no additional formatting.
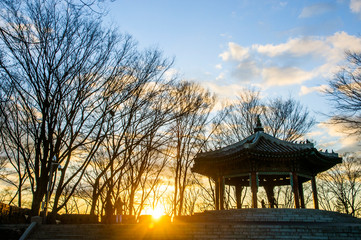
218,32,361,89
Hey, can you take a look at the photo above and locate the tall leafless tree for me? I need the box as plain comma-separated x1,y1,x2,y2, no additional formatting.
84,79,193,218
0,0,172,216
212,88,262,147
170,81,216,216
0,109,29,208
318,153,361,217
213,88,315,148
263,96,315,141
325,51,361,137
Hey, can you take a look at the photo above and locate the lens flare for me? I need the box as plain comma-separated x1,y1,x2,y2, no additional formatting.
151,206,164,220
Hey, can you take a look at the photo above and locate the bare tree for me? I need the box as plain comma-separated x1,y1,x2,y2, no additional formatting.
182,180,201,215
0,130,29,208
326,51,361,136
263,97,315,141
0,0,171,216
192,175,216,211
318,153,361,217
212,88,262,147
213,88,315,148
170,81,216,216
274,186,294,208
84,78,188,219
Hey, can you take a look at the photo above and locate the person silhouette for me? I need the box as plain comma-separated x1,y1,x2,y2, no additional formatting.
261,199,266,208
114,198,123,223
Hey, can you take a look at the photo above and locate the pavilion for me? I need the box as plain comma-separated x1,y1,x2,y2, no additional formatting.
192,119,342,210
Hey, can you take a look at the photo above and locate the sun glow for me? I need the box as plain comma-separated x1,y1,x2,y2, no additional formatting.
150,205,164,220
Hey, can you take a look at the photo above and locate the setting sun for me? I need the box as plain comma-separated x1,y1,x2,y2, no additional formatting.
150,206,164,220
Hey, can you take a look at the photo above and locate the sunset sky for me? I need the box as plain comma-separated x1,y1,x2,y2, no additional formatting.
106,0,361,153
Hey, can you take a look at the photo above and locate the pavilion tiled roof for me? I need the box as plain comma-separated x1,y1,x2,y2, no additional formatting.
193,129,342,178
197,131,322,158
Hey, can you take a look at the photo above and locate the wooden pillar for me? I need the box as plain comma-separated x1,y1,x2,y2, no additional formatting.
220,177,225,210
251,172,258,208
299,181,305,208
311,176,319,209
291,172,300,209
235,185,243,209
215,177,220,210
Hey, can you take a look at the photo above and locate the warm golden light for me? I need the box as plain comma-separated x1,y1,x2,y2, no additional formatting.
150,205,164,220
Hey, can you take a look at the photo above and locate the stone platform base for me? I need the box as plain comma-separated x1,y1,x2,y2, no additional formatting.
27,209,361,240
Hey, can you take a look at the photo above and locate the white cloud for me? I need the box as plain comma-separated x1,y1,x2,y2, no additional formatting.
215,64,222,69
306,130,323,138
318,121,359,150
299,3,334,18
262,67,314,86
201,82,244,100
350,0,361,14
216,72,225,80
219,42,249,61
317,140,339,151
233,59,261,82
164,68,179,81
254,37,328,57
299,85,329,96
327,31,361,53
219,32,361,87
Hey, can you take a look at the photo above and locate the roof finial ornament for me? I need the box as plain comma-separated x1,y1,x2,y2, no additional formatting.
254,115,264,133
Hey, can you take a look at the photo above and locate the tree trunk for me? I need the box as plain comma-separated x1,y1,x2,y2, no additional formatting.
128,190,135,216
31,187,46,216
18,178,22,208
90,190,100,216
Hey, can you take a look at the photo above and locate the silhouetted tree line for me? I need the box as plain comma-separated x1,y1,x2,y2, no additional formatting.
0,0,218,220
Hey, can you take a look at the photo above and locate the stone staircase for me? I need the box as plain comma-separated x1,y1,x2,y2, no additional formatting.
27,223,192,240
186,208,361,224
27,209,361,240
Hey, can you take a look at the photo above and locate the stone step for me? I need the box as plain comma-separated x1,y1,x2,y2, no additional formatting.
189,209,361,224
28,224,192,240
27,209,361,240
27,222,361,240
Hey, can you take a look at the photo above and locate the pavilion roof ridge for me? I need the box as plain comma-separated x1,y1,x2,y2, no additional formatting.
251,131,315,150
198,132,257,156
197,131,316,158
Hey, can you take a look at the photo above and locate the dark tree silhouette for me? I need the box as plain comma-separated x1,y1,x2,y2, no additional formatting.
318,153,361,217
263,96,315,142
326,51,361,137
0,0,172,216
170,81,216,216
213,88,315,148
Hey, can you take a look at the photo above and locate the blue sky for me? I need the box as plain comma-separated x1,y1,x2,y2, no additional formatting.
106,0,361,153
